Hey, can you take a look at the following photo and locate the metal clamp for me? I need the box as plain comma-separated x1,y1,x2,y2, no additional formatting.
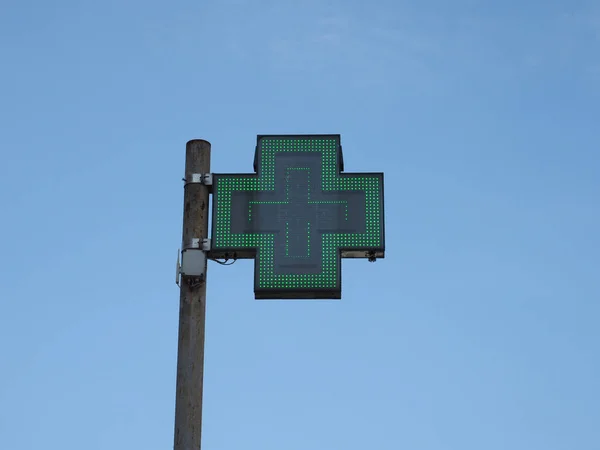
183,238,211,251
184,173,213,186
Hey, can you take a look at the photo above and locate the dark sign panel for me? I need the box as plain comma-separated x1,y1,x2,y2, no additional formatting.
210,135,385,299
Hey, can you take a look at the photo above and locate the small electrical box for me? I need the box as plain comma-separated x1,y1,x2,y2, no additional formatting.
180,249,206,277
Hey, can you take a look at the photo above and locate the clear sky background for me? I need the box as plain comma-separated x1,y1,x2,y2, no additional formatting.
1,0,599,449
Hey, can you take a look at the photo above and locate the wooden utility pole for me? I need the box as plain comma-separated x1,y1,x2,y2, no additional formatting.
174,139,211,450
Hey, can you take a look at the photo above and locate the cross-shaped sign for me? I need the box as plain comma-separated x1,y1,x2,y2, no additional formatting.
210,135,385,299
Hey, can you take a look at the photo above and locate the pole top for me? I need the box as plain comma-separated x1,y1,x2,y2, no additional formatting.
186,139,211,146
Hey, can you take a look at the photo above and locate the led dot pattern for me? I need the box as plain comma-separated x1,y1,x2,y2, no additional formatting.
211,135,385,299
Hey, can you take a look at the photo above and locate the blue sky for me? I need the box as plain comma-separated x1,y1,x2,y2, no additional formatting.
1,0,599,449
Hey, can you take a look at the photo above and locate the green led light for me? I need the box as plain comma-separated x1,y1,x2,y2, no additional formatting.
211,135,384,297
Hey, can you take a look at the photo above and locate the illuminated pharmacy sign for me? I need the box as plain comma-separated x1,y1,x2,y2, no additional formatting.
210,135,385,299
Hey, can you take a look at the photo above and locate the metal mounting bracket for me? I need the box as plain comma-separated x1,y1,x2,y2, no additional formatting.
182,238,211,251
184,173,213,186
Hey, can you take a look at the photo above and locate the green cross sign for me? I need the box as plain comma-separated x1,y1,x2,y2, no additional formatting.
210,134,385,299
